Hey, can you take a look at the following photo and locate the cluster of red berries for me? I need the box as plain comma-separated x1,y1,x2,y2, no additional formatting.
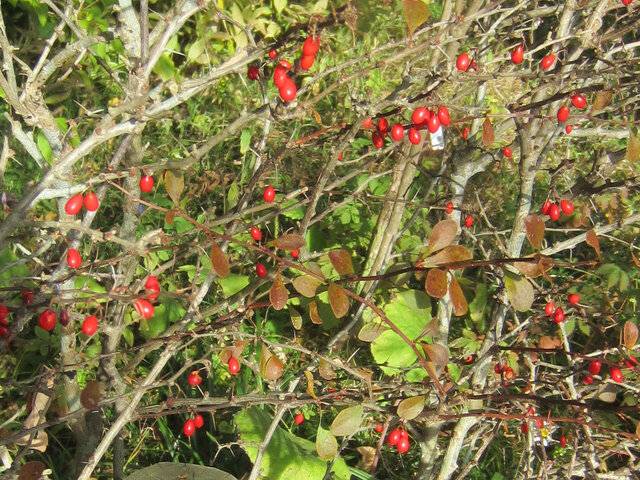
443,201,473,228
583,357,634,385
541,199,573,221
544,292,580,324
64,192,99,215
183,414,205,436
367,105,451,149
300,35,319,71
494,361,515,385
387,428,410,454
36,308,98,336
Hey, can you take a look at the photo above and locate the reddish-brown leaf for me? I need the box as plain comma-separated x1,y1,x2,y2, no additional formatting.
164,170,184,208
260,343,284,381
427,219,458,254
397,395,425,421
293,275,322,298
425,268,448,298
18,462,46,480
626,129,640,162
482,116,495,147
403,0,430,37
269,269,288,310
421,343,449,367
592,90,613,112
632,247,640,268
524,214,545,250
232,340,250,359
514,255,553,279
309,300,323,324
416,317,439,340
271,233,306,251
80,380,102,410
623,321,639,349
328,283,349,318
328,249,355,275
539,336,562,350
423,245,473,268
210,242,230,278
165,209,175,225
449,275,468,316
586,229,601,260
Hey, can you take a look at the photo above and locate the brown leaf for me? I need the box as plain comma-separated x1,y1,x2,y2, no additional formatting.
403,0,430,36
623,321,638,349
289,305,303,330
319,358,336,380
16,373,54,452
423,245,473,268
210,242,230,278
357,322,386,342
356,446,376,472
328,249,355,275
504,273,534,312
232,340,250,359
293,275,322,298
524,215,545,250
416,317,439,340
18,462,45,480
304,371,317,399
269,269,288,310
260,344,284,381
427,219,458,254
482,116,495,147
449,275,468,316
309,300,323,324
425,268,448,298
592,90,613,112
80,380,102,410
164,209,175,225
271,233,306,251
421,343,449,367
164,170,184,208
514,255,553,279
397,395,425,420
586,229,601,260
539,336,562,350
631,245,640,268
627,130,640,162
328,283,350,318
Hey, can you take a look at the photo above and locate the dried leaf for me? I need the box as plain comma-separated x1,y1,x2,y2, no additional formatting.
636,420,640,438
416,317,439,340
164,170,184,208
289,305,303,330
309,300,323,324
319,358,336,380
397,395,425,421
592,90,613,112
269,269,288,310
423,245,473,268
623,321,638,349
427,219,458,254
164,209,175,225
504,273,534,312
586,229,601,260
482,116,495,147
304,371,317,399
18,462,45,480
514,255,553,279
358,322,386,342
316,425,338,459
80,380,102,410
631,245,640,268
260,344,284,381
356,446,376,472
449,275,468,316
328,249,355,275
524,215,545,250
627,130,640,162
330,405,363,436
210,242,230,278
271,233,306,251
425,268,448,298
16,373,53,452
403,0,430,37
293,275,322,298
421,343,449,367
232,340,250,359
328,283,349,318
539,336,562,350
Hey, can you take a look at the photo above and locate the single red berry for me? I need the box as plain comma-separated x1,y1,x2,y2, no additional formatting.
408,128,421,145
462,126,470,139
194,414,204,429
445,202,454,214
387,429,401,446
568,293,579,305
251,227,262,242
183,419,196,436
372,132,384,149
521,422,529,434
427,114,441,133
396,437,410,453
140,175,154,192
610,366,623,383
0,325,8,337
571,94,586,109
269,49,278,59
559,435,567,448
456,52,471,71
553,307,564,323
38,309,56,331
565,124,573,134
21,291,34,305
378,117,389,134
256,263,267,278
228,356,240,374
300,54,315,70
82,315,98,335
291,249,299,259
247,65,259,80
279,59,292,70
337,152,343,161
557,105,570,123
134,298,155,319
464,354,476,363
541,200,552,215
273,65,288,87
0,305,8,324
64,193,84,216
622,0,632,5
375,424,384,433
541,53,556,70
625,356,638,368
412,107,428,125
494,363,501,374
583,375,594,385
263,186,276,203
67,248,82,268
511,45,524,64
362,117,373,128
144,275,160,301
544,301,554,316
188,370,202,387
391,123,404,141
560,200,574,214
437,106,451,126
279,78,297,102
399,429,408,439
549,203,560,221
464,214,473,228
588,360,601,376
83,192,99,212
294,413,304,425
302,36,320,56
470,60,478,70
503,146,512,158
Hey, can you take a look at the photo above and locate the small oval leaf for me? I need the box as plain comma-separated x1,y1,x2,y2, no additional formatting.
80,380,102,410
328,249,355,275
524,215,545,250
330,405,363,437
210,242,230,278
164,170,184,207
293,275,322,298
449,275,468,316
309,300,323,324
269,269,288,310
423,245,473,268
397,395,425,421
328,283,350,318
425,268,448,298
271,233,306,251
586,229,601,260
290,305,303,330
319,359,336,380
482,116,495,147
504,273,534,312
358,322,386,342
421,343,449,367
427,219,458,254
403,0,430,37
305,371,318,399
623,321,638,349
316,425,338,459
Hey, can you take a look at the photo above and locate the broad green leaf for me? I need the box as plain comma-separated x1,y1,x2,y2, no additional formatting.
330,406,363,437
219,274,250,297
240,129,251,154
397,395,425,420
504,273,534,312
37,132,53,164
274,0,287,13
316,425,338,460
469,282,487,321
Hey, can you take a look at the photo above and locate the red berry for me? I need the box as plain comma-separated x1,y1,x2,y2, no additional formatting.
391,123,404,141
494,363,501,374
362,117,373,128
427,114,441,133
521,422,529,434
67,248,82,268
251,227,262,242
565,124,573,134
541,200,552,215
583,375,594,385
560,200,574,214
302,36,320,56
378,117,389,134
263,186,276,203
511,45,524,64
247,65,259,80
464,214,473,228
21,290,34,306
456,52,471,71
228,356,240,374
256,263,267,278
557,105,570,123
291,249,299,259
610,366,623,383
0,305,8,324
139,175,154,192
194,414,204,429
445,202,454,214
134,298,155,319
544,302,554,316
396,437,410,453
337,152,343,160
408,128,421,145
503,146,512,158
541,53,556,70
64,194,84,216
144,275,160,301
38,309,56,331
625,356,638,368
295,413,304,425
82,315,98,335
279,59,292,70
0,326,8,337
568,293,579,304
400,429,408,439
300,55,315,70
279,78,297,102
462,126,470,139
273,65,288,87
504,366,515,380
387,429,401,446
375,424,384,433
588,360,601,376
622,0,632,5
188,370,202,387
183,419,196,436
464,354,476,363
269,49,278,59
553,307,564,323
549,203,560,221
437,106,451,126
559,435,567,448
84,192,99,212
59,308,70,327
412,107,428,125
372,133,384,149
571,94,586,109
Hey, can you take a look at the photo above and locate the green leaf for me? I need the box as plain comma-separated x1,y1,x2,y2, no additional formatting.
37,132,53,164
240,129,251,154
274,0,287,13
504,273,534,312
219,274,250,297
330,406,363,437
469,282,487,321
153,54,177,81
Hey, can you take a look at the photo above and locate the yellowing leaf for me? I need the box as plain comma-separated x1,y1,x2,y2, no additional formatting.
271,233,306,251
524,214,545,250
309,300,323,324
164,170,184,208
482,116,495,147
421,343,448,367
328,283,349,318
403,0,430,36
397,395,425,421
425,268,448,298
293,275,322,298
328,249,355,275
626,130,640,162
269,269,288,310
260,344,284,381
330,405,363,437
504,273,534,312
319,359,335,380
623,321,638,350
592,90,613,112
305,371,318,399
290,306,303,329
210,242,230,278
427,219,458,254
423,245,473,268
357,322,386,342
316,425,338,459
449,276,468,316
